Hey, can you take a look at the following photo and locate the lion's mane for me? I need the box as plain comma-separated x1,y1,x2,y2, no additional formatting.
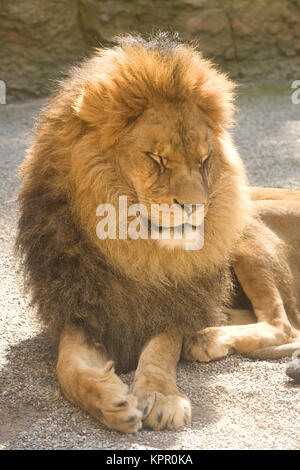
17,34,250,372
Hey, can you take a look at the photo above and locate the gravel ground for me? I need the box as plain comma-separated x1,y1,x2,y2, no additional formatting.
0,89,299,450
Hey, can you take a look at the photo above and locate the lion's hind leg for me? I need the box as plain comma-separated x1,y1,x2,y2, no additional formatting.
183,219,300,363
56,326,142,433
183,322,299,362
225,309,300,359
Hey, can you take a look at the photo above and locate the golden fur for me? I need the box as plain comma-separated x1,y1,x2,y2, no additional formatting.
17,34,300,433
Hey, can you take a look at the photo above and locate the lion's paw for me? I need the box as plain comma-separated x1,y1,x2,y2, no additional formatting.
136,391,191,430
100,390,143,434
184,327,235,362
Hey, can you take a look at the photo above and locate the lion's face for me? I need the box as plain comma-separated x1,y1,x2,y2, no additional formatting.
67,37,250,275
115,102,213,247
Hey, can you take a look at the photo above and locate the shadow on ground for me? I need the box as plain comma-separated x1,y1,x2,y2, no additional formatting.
0,332,221,449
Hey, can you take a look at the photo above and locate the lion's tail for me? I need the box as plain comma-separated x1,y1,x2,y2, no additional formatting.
244,342,300,383
243,342,300,359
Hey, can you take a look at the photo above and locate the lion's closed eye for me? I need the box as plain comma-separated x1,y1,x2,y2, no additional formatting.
199,150,212,168
145,152,167,172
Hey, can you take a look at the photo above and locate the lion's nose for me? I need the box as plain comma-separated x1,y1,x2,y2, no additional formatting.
173,198,186,209
173,199,194,216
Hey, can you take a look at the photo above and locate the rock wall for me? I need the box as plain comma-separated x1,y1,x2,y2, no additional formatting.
1,0,300,101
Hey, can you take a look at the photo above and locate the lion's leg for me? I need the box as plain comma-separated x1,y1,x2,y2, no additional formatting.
132,329,191,430
184,228,299,362
56,326,142,433
233,249,299,339
230,253,299,357
183,322,295,362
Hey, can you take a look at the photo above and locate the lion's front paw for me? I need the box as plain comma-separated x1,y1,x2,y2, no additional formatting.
64,361,143,434
135,390,191,430
100,391,143,434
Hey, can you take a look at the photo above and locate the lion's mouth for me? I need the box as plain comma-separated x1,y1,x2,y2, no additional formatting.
139,205,206,230
156,223,199,232
143,217,203,233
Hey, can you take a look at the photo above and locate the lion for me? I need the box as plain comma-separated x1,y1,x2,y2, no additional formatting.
17,34,300,433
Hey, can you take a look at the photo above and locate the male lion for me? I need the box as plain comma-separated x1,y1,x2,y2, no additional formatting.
17,34,300,433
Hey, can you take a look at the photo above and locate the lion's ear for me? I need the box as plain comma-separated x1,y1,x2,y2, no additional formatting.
73,82,104,124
